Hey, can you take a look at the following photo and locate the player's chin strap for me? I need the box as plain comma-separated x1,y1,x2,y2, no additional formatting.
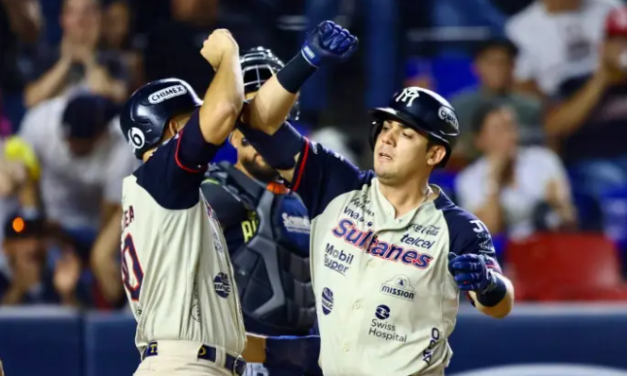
264,335,321,374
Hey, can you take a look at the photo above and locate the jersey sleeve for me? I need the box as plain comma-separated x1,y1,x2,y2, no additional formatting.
292,139,374,219
133,109,220,210
443,206,502,274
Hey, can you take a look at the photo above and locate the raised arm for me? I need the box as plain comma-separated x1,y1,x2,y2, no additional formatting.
198,29,245,146
239,21,358,182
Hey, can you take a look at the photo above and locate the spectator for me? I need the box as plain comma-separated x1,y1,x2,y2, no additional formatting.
100,0,143,92
545,6,627,200
506,0,620,98
23,0,128,108
141,0,270,95
0,212,81,306
451,38,543,160
0,0,43,127
0,136,40,247
16,92,136,263
456,102,576,240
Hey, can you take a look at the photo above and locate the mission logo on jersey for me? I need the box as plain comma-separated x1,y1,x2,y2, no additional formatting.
381,275,415,301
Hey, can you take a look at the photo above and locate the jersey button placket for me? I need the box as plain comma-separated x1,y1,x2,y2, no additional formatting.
353,300,361,310
343,344,350,352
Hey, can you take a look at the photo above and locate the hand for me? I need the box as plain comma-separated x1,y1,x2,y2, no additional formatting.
53,249,81,298
301,20,358,68
86,66,112,95
545,179,563,208
487,153,511,185
597,42,627,85
200,29,239,70
448,253,498,294
12,254,41,294
0,159,27,197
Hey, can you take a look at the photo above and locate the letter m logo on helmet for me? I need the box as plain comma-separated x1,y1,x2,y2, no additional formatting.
395,87,421,107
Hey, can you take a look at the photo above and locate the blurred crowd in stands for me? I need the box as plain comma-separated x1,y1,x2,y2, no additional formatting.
2,0,627,309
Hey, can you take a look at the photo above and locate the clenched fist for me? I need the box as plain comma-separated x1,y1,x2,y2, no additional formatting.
201,29,239,70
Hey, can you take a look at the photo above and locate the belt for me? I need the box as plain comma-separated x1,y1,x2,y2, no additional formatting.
142,341,246,376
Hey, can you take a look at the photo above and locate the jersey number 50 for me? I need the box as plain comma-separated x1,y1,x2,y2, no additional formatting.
121,234,144,301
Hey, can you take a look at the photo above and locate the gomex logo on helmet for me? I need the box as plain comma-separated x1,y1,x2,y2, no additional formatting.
148,85,188,104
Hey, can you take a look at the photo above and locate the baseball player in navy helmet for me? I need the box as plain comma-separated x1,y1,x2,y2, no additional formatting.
235,22,515,376
118,29,249,376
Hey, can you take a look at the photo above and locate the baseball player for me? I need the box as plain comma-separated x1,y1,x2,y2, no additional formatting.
118,29,248,376
201,47,319,376
237,24,515,376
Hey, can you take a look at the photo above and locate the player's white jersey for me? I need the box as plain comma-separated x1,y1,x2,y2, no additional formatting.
289,140,502,376
120,136,246,357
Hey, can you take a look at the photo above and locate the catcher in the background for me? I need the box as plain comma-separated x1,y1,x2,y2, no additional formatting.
201,47,318,376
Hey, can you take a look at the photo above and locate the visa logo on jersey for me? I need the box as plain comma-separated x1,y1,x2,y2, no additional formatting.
332,219,434,269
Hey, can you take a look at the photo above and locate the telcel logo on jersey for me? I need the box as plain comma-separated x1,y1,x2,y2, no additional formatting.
213,272,231,299
381,275,415,301
369,304,407,343
332,219,434,269
324,243,354,276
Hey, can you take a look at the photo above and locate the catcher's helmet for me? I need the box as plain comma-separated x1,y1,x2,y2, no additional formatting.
369,87,460,168
240,46,300,121
120,78,202,159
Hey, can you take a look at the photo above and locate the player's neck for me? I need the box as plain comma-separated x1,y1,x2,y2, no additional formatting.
378,176,432,219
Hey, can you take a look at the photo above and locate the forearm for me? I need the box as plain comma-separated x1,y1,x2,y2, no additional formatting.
3,0,42,43
470,275,514,319
199,54,244,145
90,209,124,303
513,79,545,99
24,59,71,108
544,74,606,137
243,333,267,363
1,286,24,305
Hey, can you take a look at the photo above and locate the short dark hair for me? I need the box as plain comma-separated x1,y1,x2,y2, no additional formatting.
473,38,518,60
471,101,507,134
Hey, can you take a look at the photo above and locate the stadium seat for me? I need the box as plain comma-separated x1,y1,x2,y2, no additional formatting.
504,233,627,302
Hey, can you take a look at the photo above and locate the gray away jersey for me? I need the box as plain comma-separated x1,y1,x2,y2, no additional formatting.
289,140,501,376
120,131,246,357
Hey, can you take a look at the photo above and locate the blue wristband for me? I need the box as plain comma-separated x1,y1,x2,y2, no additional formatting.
237,121,304,170
276,52,318,94
476,274,507,307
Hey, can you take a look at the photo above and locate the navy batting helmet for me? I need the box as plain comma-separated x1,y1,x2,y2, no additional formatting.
240,46,300,121
120,78,202,159
369,87,460,168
